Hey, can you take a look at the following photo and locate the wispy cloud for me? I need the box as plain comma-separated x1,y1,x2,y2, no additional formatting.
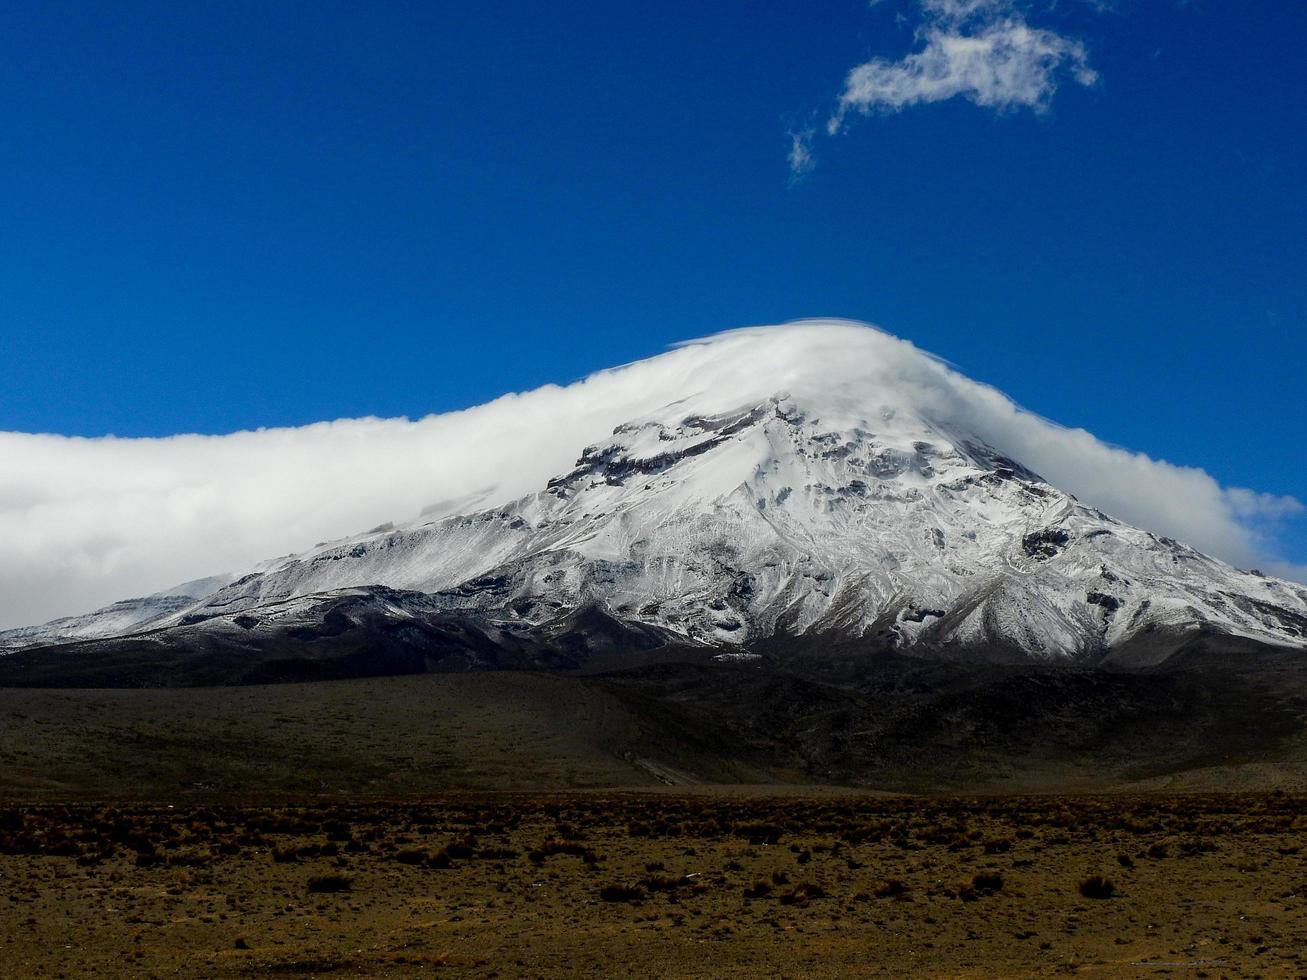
796,0,1098,174
1225,487,1307,522
787,128,816,180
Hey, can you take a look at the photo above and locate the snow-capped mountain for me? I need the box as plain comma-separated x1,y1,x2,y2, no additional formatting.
0,574,235,652
155,394,1307,661
6,334,1305,670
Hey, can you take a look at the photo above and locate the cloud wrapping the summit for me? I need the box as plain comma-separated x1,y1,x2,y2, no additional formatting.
0,320,1300,629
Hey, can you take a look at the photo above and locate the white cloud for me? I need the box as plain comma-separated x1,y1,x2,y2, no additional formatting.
797,0,1098,172
1225,487,1306,522
0,319,1301,629
787,129,816,179
920,0,1009,25
831,20,1095,126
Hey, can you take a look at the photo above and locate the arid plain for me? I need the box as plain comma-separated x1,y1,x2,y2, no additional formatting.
3,794,1307,977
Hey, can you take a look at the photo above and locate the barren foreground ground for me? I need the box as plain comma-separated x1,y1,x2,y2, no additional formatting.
2,794,1306,977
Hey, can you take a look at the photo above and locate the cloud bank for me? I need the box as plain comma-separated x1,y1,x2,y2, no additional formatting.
0,320,1301,629
796,0,1098,174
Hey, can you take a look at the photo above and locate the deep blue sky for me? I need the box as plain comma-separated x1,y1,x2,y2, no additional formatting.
1,1,1303,559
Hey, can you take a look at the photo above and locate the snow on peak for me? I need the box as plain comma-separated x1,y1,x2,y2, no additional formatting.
122,384,1307,664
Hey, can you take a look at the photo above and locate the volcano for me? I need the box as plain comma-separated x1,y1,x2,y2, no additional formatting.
3,321,1304,685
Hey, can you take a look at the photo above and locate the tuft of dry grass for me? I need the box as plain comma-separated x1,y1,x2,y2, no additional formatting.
599,883,643,902
874,877,909,899
1078,875,1115,899
307,873,352,893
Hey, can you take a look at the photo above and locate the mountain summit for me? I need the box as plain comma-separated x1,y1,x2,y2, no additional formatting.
4,322,1305,680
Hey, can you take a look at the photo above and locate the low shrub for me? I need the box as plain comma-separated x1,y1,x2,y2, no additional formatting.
599,883,643,903
735,822,785,846
307,874,352,894
1079,875,1115,900
778,882,826,907
874,878,909,899
958,873,1003,901
640,874,686,893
